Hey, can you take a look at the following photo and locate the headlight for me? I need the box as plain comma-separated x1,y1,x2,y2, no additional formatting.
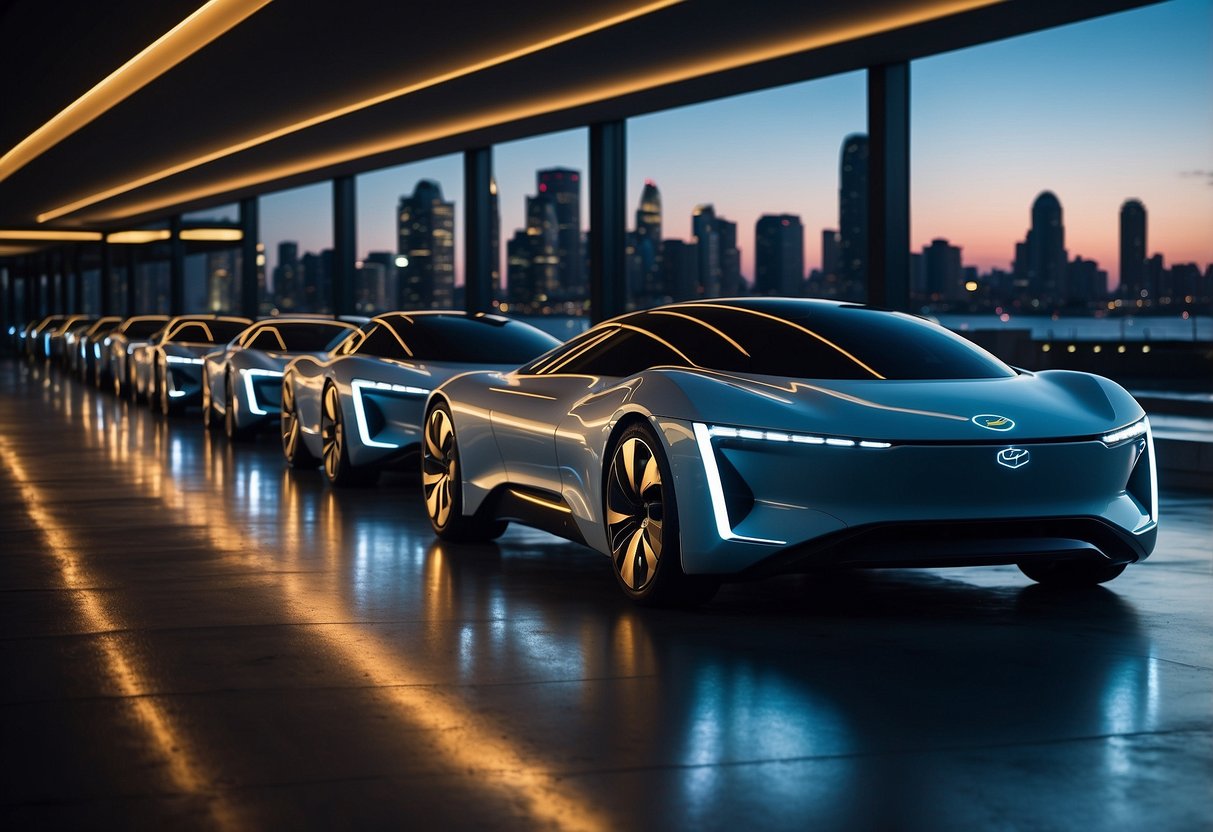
165,355,204,365
704,424,892,449
1101,418,1148,447
239,369,285,416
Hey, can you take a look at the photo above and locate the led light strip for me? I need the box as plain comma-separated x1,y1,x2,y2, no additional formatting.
350,378,432,450
707,424,892,449
1101,418,1148,446
239,368,283,416
165,355,204,365
692,423,785,546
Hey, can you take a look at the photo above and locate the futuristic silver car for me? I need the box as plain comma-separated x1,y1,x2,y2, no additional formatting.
202,317,359,440
108,315,171,396
281,311,560,486
131,315,253,415
423,298,1158,605
74,316,123,381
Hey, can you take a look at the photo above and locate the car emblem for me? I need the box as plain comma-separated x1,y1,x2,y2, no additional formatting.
973,414,1015,431
996,447,1030,469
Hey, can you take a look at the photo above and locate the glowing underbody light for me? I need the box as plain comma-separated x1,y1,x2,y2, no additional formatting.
240,368,283,416
350,378,432,450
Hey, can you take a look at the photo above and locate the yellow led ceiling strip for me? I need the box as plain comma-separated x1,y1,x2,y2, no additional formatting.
0,0,273,185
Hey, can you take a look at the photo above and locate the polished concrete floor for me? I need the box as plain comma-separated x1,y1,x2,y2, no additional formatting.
2,357,1211,831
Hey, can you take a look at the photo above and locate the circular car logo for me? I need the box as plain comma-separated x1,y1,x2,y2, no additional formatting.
972,414,1015,431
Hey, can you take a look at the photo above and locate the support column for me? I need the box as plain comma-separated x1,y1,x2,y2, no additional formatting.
239,197,260,317
100,240,113,316
71,244,85,313
125,243,138,316
590,120,626,323
169,215,185,314
867,62,910,312
463,147,494,315
331,176,356,316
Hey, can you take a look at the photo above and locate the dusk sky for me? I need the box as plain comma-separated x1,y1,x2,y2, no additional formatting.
259,0,1212,292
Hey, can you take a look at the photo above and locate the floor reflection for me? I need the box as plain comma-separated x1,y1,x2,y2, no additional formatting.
4,358,1204,830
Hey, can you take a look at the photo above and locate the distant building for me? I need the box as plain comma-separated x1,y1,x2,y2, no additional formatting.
359,251,397,312
923,238,962,302
506,196,560,312
634,180,662,296
273,241,300,309
398,179,455,309
717,217,741,296
821,229,839,280
1015,191,1067,308
1066,256,1106,307
692,204,721,297
755,214,805,296
537,168,584,298
299,249,332,312
1119,199,1147,300
838,134,868,301
660,239,699,302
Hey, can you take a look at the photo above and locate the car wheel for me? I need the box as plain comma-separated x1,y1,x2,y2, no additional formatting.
1018,559,1127,587
320,382,378,486
422,401,507,542
201,370,216,430
281,377,318,468
605,422,718,607
225,372,253,441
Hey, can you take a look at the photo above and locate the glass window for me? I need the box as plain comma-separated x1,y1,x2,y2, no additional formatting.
375,313,560,364
166,319,250,344
554,327,687,378
249,321,354,352
494,129,590,330
353,323,411,361
356,156,463,313
261,183,332,314
910,0,1213,322
121,317,169,338
626,73,865,312
246,326,288,351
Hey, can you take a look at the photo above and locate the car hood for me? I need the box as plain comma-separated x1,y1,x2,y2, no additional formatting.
642,368,1144,442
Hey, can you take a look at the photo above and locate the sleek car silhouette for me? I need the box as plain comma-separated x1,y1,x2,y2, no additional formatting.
201,317,360,440
131,315,253,415
108,316,171,397
73,316,123,381
423,298,1158,605
281,311,560,486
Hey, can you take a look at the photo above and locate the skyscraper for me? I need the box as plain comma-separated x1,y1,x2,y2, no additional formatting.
755,214,805,296
1119,199,1147,299
634,180,662,299
397,179,455,309
274,241,300,310
923,238,962,301
717,218,741,296
692,204,721,297
838,134,868,301
537,168,583,298
1024,191,1067,306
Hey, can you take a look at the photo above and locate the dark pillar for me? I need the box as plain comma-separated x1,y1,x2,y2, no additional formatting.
867,62,910,312
125,243,139,316
239,197,260,318
332,176,356,316
71,244,85,313
464,147,494,315
169,215,185,314
100,240,113,316
590,120,626,323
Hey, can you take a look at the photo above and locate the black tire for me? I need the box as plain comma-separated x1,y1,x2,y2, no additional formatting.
201,370,216,430
1018,559,1128,587
605,422,718,607
422,401,507,542
281,376,319,468
224,372,253,441
320,382,378,486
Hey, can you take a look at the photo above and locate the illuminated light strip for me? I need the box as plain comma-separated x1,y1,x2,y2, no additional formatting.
648,309,750,356
107,229,172,244
0,229,102,241
179,227,243,241
350,378,432,449
615,323,698,367
37,0,684,221
43,0,1004,223
685,302,886,380
0,436,241,830
708,424,892,449
166,355,204,364
509,488,573,514
239,368,283,416
537,329,616,374
1145,419,1158,525
1101,418,1149,446
692,422,785,546
0,0,273,184
490,387,557,400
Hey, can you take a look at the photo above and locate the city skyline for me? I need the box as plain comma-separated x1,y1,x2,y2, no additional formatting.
253,0,1210,294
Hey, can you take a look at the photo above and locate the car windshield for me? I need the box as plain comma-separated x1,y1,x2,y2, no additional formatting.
166,320,251,344
123,319,167,338
532,300,1015,381
257,322,355,352
377,314,561,364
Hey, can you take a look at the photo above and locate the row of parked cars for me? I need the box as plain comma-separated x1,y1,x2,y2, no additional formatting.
12,297,1159,604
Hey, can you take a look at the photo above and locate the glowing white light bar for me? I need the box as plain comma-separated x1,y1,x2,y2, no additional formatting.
692,423,784,546
168,390,187,398
706,424,891,449
93,343,102,359
1145,420,1158,524
1101,419,1148,446
240,368,283,416
165,355,203,365
349,378,431,450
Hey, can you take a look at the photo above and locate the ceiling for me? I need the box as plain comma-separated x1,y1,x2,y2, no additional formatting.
0,0,1155,236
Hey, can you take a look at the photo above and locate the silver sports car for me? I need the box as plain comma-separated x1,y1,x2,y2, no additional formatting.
131,315,253,415
281,311,560,486
202,317,359,440
108,315,171,396
423,298,1158,605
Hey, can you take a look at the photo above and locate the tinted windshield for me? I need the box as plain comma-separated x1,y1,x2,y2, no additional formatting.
378,314,560,364
122,319,168,338
259,322,354,352
166,320,251,344
532,301,1014,380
